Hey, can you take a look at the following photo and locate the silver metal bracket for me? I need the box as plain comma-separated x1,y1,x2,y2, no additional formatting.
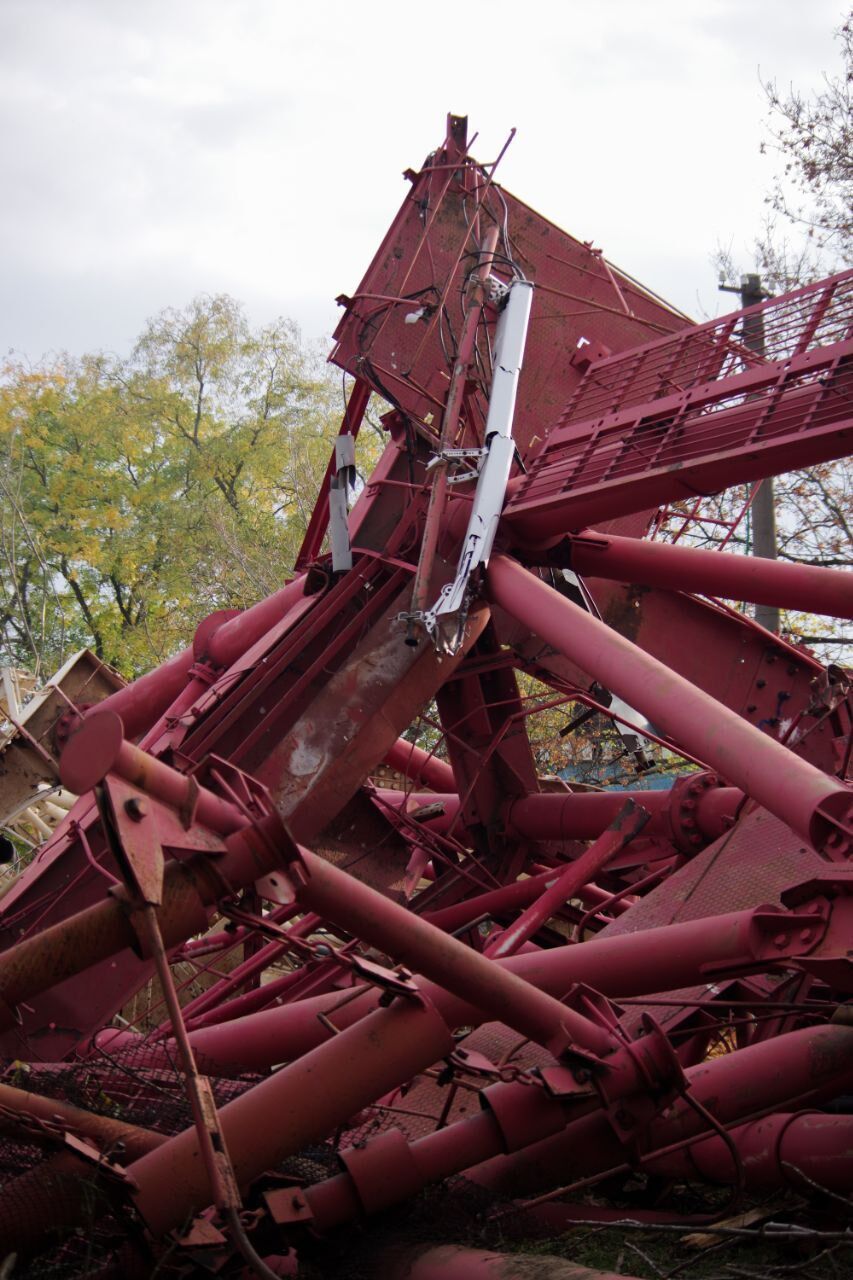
421,280,534,654
330,432,356,572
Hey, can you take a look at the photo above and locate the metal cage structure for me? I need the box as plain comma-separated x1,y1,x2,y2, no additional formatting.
0,115,851,1280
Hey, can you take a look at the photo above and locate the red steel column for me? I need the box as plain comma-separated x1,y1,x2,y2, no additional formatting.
187,899,818,1071
294,846,615,1060
486,555,852,857
128,997,455,1236
301,1024,853,1230
647,1111,853,1192
562,530,853,620
384,740,457,792
485,801,649,957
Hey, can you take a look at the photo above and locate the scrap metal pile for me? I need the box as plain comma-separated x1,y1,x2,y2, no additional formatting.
0,115,852,1279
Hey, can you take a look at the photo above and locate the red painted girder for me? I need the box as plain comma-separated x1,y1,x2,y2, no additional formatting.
541,529,853,619
129,997,456,1237
186,890,837,1071
503,342,853,543
484,800,651,958
486,555,852,858
647,1111,853,1192
299,1024,853,1230
467,1023,853,1199
388,783,739,849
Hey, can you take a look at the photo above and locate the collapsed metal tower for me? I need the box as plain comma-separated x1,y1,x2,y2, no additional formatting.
0,115,852,1279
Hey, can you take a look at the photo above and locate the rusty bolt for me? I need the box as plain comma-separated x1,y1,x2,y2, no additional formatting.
124,797,148,822
773,933,789,948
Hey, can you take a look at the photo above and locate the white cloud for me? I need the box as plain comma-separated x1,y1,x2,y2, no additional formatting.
0,0,845,358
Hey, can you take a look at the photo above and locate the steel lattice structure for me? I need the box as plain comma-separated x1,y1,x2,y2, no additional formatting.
0,115,851,1280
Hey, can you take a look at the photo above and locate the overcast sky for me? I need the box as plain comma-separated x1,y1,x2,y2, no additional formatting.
0,0,846,363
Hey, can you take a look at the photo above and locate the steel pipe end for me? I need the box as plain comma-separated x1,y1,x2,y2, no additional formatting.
59,708,125,795
812,790,853,861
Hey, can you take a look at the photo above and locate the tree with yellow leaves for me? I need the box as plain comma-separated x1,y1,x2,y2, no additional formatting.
0,294,342,677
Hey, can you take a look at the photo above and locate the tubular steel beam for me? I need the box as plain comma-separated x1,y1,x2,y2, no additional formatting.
468,1023,853,1198
421,866,627,935
289,843,619,1062
84,575,308,743
186,893,832,1071
129,997,455,1237
297,1024,853,1231
647,1111,853,1192
381,782,741,849
485,555,853,858
541,530,853,620
484,799,650,957
384,739,457,791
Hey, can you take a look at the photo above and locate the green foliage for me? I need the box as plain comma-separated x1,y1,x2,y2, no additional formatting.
0,294,347,677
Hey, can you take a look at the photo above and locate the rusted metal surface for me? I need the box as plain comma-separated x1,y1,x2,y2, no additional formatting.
0,114,850,1277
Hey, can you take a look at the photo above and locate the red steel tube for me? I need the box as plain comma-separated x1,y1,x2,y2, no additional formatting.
185,961,336,1033
504,787,737,845
60,710,247,833
31,733,593,1062
0,1087,167,1257
469,1023,853,1197
157,913,320,1036
384,786,739,845
0,1079,165,1158
486,555,853,856
128,996,455,1236
87,646,195,743
187,900,807,1071
0,807,292,1022
302,1024,853,1231
294,846,615,1060
485,801,648,957
384,740,456,792
565,530,853,620
423,867,620,934
647,1111,853,1192
203,575,307,668
85,577,307,741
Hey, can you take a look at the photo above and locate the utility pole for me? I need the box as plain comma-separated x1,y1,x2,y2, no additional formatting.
720,272,779,633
